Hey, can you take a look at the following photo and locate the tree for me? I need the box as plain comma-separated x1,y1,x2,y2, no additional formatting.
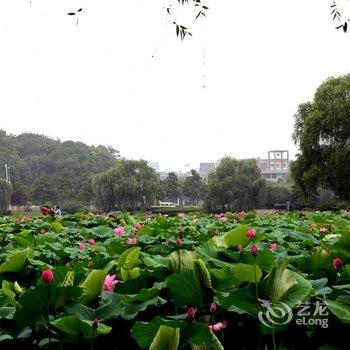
0,131,118,205
0,178,12,214
77,175,95,207
92,159,162,212
182,169,205,205
163,172,181,203
291,74,350,200
205,157,266,212
264,184,291,208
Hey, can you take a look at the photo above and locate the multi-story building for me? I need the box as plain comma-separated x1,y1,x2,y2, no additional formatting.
199,162,215,179
256,150,290,182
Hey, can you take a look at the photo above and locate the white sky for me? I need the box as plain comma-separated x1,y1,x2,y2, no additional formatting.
0,0,350,172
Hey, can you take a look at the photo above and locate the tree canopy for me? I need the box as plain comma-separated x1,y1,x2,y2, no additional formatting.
291,74,350,200
182,169,205,205
205,157,266,212
0,131,118,206
0,178,12,213
92,159,162,212
162,172,181,203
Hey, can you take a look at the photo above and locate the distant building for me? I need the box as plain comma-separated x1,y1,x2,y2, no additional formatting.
148,162,159,173
177,171,192,178
199,162,215,179
256,150,290,182
158,171,169,180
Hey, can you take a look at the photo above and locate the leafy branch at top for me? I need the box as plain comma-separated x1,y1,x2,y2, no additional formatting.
330,1,348,32
168,0,209,40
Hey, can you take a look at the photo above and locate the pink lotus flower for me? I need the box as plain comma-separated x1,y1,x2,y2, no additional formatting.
134,222,142,231
251,244,259,257
114,226,125,236
213,214,221,219
269,242,278,251
210,302,217,313
78,242,86,249
237,211,245,217
219,216,228,222
186,307,196,321
178,213,186,219
23,215,31,222
209,320,228,332
319,227,328,233
127,235,138,245
103,274,119,292
247,228,256,239
88,239,95,246
41,269,54,284
332,258,343,271
175,236,183,247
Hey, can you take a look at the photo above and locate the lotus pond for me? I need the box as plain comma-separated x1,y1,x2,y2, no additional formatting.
0,211,349,349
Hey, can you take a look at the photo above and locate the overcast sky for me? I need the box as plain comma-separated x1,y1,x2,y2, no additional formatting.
1,0,350,172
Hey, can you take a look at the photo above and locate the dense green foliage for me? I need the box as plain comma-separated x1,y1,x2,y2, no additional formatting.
0,131,118,206
182,170,205,205
0,178,11,213
291,75,350,200
92,159,162,212
0,211,349,349
162,172,181,203
205,157,266,211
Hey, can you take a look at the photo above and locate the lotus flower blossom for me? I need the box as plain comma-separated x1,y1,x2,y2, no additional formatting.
186,307,196,321
41,269,54,284
175,236,183,247
210,302,217,313
88,239,95,246
127,235,138,245
219,216,227,222
103,274,119,292
319,227,328,233
78,242,86,249
237,211,245,217
247,228,256,239
332,258,343,271
134,222,142,231
269,243,278,251
114,226,125,236
209,320,228,332
178,213,186,219
251,244,259,257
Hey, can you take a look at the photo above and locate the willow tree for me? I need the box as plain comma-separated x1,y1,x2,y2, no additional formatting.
291,74,350,200
92,159,162,212
0,178,12,214
205,157,266,212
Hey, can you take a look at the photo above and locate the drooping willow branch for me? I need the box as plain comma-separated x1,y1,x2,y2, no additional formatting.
330,1,348,32
165,0,209,40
